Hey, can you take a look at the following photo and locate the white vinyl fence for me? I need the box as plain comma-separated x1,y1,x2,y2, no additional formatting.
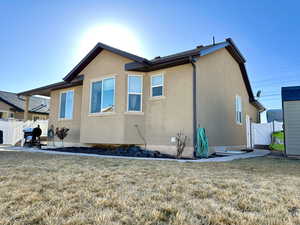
251,121,283,146
0,119,48,145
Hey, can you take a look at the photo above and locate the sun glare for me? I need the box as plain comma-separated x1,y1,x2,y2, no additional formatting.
78,24,144,59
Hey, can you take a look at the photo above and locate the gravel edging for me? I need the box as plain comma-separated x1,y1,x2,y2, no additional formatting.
0,147,270,163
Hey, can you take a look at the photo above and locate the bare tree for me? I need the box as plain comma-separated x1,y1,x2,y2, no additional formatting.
176,131,187,159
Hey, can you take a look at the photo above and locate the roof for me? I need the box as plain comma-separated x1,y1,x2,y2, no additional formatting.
282,86,300,101
19,38,264,111
0,91,50,114
125,41,235,71
63,42,150,82
18,75,84,96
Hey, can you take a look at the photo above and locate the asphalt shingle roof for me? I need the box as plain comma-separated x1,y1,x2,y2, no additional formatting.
0,91,50,114
148,43,218,64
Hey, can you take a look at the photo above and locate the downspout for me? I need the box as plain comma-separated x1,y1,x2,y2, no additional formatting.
190,56,197,158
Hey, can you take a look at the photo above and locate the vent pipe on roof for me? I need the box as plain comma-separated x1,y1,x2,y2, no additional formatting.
213,36,216,45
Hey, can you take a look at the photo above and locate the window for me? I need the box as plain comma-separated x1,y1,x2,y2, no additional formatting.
235,95,242,124
90,77,115,113
59,90,74,119
128,75,143,112
151,74,164,97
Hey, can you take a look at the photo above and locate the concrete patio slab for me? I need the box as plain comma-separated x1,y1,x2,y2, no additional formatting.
0,146,270,163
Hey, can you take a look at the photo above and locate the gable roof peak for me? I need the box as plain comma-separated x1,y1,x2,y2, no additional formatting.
63,42,150,82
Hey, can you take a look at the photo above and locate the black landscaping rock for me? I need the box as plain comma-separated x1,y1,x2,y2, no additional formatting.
43,146,178,159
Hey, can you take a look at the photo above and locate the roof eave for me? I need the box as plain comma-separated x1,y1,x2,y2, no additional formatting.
125,57,194,72
63,43,150,82
225,38,246,63
18,76,84,96
63,44,103,82
250,100,266,112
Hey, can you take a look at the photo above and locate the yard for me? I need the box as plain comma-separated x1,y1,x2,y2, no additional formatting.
0,151,300,225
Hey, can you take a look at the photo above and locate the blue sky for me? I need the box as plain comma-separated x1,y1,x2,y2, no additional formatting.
0,0,299,112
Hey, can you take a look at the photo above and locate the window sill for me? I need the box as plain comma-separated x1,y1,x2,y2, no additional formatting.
124,111,144,115
58,118,73,121
149,96,165,101
88,112,116,117
236,122,243,126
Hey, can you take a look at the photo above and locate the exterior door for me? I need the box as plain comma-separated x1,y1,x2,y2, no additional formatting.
246,115,252,148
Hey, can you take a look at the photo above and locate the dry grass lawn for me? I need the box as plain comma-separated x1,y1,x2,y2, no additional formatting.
0,151,300,225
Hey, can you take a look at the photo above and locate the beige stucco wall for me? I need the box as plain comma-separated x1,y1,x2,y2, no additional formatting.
15,112,48,120
46,47,259,157
48,86,82,143
80,50,132,144
76,50,193,156
196,48,258,148
143,65,193,156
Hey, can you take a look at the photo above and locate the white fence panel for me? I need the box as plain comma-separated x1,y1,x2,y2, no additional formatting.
274,121,283,131
0,119,48,145
252,121,283,145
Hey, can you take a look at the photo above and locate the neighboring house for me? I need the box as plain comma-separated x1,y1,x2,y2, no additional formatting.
0,91,50,120
266,109,283,123
19,38,265,158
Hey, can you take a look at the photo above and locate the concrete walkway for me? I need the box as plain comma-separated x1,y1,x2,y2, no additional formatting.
0,146,270,163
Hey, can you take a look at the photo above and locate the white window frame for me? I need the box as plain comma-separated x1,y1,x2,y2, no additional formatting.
127,75,143,112
89,76,116,115
235,95,242,125
150,74,164,98
58,89,74,120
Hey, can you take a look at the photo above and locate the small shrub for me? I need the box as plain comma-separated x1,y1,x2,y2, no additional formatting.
176,131,187,159
55,127,69,146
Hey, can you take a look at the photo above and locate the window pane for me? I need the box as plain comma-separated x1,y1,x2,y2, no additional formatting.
102,78,115,110
152,86,163,97
128,76,142,93
91,81,102,113
65,91,74,119
128,94,141,111
60,93,66,118
152,75,163,86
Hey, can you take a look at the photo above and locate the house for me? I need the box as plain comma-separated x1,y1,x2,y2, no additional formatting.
0,91,49,120
19,38,265,158
266,109,283,122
